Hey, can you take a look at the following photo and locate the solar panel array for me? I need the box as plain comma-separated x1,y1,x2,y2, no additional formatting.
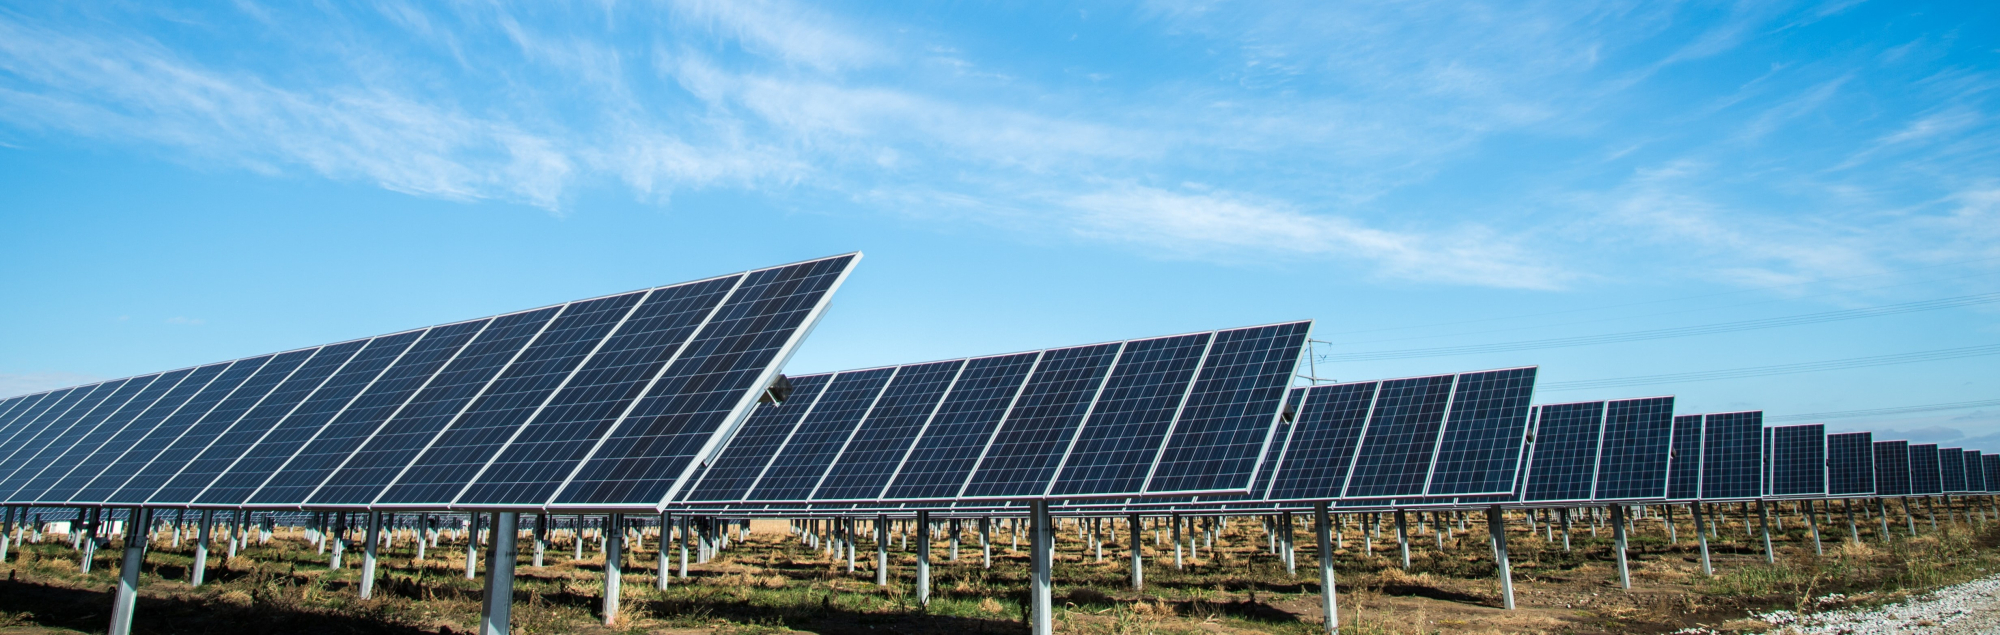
677,322,1312,504
0,254,859,512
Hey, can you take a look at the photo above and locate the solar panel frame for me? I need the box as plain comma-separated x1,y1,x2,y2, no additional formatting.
1518,400,1602,503
1985,455,2000,494
1908,443,1943,495
1873,440,1911,497
1826,431,1875,496
1964,450,1986,493
1767,424,1826,498
1340,373,1456,499
1594,396,1676,501
877,353,1040,501
1263,381,1377,502
1698,411,1763,500
1939,446,1968,493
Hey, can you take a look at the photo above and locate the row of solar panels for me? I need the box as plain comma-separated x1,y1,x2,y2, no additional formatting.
0,255,858,512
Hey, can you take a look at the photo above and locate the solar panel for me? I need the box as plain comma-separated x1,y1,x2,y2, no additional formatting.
1519,401,1602,503
878,353,1038,500
16,369,195,504
1763,427,1774,497
194,331,425,506
0,389,82,466
1985,454,2000,494
76,360,259,503
1826,432,1874,496
1594,396,1675,500
736,368,896,502
813,361,965,501
1046,333,1210,497
1667,414,1701,500
246,320,489,506
1341,374,1455,499
959,343,1122,499
1264,381,1376,501
1874,440,1911,496
1939,447,1967,493
1768,424,1826,497
3,375,161,502
0,382,126,497
1908,443,1943,495
1420,367,1538,496
1141,322,1312,495
1964,450,1986,493
677,374,833,502
150,341,370,504
1698,411,1762,500
109,351,306,503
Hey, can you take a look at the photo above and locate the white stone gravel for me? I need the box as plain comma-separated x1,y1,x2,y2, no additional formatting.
1689,574,2000,634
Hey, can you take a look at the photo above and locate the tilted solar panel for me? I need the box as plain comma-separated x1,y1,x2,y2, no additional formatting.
1047,333,1210,497
1965,450,1986,493
1424,367,1537,496
1768,424,1826,497
811,361,967,501
960,343,1123,499
1594,396,1676,501
6,375,166,503
1908,444,1943,495
1699,411,1762,500
1264,381,1375,501
1142,322,1312,495
1826,432,1874,496
0,382,127,498
740,368,898,502
1939,447,1967,493
75,361,257,503
1985,454,2000,494
879,353,1038,500
1520,401,1602,503
1666,414,1702,500
1341,374,1456,498
1763,427,1774,497
677,374,832,503
1874,440,1911,496
31,369,202,505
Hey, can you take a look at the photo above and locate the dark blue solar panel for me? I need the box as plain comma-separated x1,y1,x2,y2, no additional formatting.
150,341,367,504
0,382,125,496
0,389,82,463
1769,424,1825,497
1048,333,1209,497
1147,322,1311,494
2,376,157,501
1699,411,1762,500
195,332,423,505
1341,373,1455,499
81,360,260,503
1964,450,1985,493
309,310,550,506
959,343,1121,499
1985,455,2000,494
880,353,1038,500
0,396,31,435
1668,414,1701,500
1826,432,1874,496
1909,443,1943,495
678,374,832,502
1595,396,1675,500
1939,446,1967,493
551,255,857,507
249,320,488,506
740,368,895,502
457,277,744,506
378,292,645,505
1521,401,1601,502
1874,441,1911,496
111,350,307,503
814,361,964,501
18,369,193,503
1425,367,1537,496
1265,381,1376,501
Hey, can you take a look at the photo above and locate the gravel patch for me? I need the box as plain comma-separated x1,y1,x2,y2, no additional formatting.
1676,574,2000,634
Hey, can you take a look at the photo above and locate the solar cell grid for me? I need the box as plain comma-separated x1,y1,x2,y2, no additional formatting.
1909,444,1943,495
1424,367,1537,496
377,292,643,506
1594,396,1675,501
879,353,1038,500
1940,447,1967,493
247,320,488,506
1264,381,1376,501
195,332,424,506
814,361,965,501
1874,441,1911,496
1769,424,1826,497
0,382,123,497
1145,323,1311,495
2,376,157,501
1965,450,1985,493
83,359,263,504
457,277,744,507
1520,401,1602,503
678,374,832,502
151,341,369,504
1985,455,2000,495
1049,333,1209,497
0,390,82,465
1699,411,1763,500
113,351,311,504
1826,432,1875,496
1342,374,1455,499
959,343,1122,499
551,255,857,507
739,368,895,502
20,369,195,503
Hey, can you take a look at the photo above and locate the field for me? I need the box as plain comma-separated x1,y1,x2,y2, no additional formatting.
2,501,1999,634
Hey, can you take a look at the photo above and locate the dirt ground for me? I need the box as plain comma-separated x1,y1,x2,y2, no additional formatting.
3,502,1998,634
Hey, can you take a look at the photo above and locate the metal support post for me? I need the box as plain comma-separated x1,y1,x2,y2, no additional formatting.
1487,506,1514,610
916,510,932,607
479,512,519,635
1315,502,1338,634
1128,513,1143,590
1560,508,1572,552
465,514,479,579
656,511,672,590
108,508,151,635
1805,500,1822,555
534,514,547,568
1394,510,1410,570
981,517,992,569
876,515,890,587
361,511,382,599
191,509,213,587
1172,513,1183,569
1031,500,1053,635
601,513,623,626
1757,501,1774,564
1611,505,1630,590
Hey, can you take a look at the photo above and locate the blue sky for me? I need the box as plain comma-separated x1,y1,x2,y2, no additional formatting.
2,2,1997,445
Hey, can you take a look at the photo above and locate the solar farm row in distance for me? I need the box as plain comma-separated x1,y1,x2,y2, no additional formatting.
0,254,860,512
676,321,1313,504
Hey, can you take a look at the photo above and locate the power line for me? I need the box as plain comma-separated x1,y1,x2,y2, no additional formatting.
1767,398,2000,423
1538,343,2000,391
1320,291,2000,362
